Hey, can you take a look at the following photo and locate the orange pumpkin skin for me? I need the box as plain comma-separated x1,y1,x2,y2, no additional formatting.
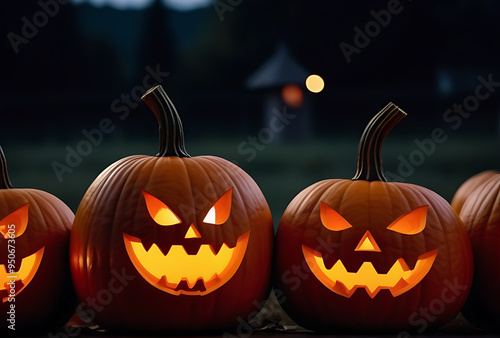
460,175,500,330
451,170,498,215
0,149,75,335
70,86,273,332
274,104,473,333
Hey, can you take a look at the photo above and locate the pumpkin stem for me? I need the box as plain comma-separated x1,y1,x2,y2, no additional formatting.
352,102,406,182
141,85,191,158
0,147,14,189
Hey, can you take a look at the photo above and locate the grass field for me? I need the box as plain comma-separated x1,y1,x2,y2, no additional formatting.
4,134,499,230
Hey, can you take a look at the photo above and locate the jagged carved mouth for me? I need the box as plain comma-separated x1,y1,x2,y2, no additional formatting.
123,231,249,296
302,245,438,298
0,247,45,303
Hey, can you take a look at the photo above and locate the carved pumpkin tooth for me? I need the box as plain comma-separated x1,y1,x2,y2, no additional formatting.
210,240,225,255
174,280,190,291
141,239,155,253
322,254,338,270
208,273,219,283
224,236,238,249
194,278,207,292
393,277,409,289
332,280,354,298
158,275,169,288
365,287,381,299
182,243,201,256
155,243,172,256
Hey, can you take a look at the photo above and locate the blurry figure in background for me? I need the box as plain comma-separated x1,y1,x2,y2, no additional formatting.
246,44,315,143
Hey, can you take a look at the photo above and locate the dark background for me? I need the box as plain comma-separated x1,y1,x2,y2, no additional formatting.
0,0,499,226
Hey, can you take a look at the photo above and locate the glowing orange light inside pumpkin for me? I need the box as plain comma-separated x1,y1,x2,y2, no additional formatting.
355,231,381,252
303,246,437,298
0,203,29,238
203,188,232,225
142,190,181,226
184,224,201,239
123,231,249,296
124,188,248,296
387,206,428,235
320,202,352,231
281,84,304,109
304,205,436,298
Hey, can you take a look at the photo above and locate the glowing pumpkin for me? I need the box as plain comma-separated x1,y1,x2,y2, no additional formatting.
70,85,273,332
459,173,500,330
0,147,75,334
274,103,473,333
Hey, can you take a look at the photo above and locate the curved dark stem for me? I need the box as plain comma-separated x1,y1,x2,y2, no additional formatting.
352,102,406,182
0,147,14,189
141,85,190,158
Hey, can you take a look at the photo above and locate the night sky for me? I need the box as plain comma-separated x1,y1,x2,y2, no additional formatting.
1,0,500,141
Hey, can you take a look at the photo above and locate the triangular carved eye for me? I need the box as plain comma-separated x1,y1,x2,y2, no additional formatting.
142,190,181,226
387,206,428,235
203,189,232,225
0,203,29,239
320,202,352,231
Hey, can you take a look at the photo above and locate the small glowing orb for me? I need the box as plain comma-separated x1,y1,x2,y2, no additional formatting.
306,74,324,93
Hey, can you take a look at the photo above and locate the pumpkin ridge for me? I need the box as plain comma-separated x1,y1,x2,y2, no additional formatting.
451,170,498,214
199,156,256,215
99,157,154,275
298,180,344,234
183,157,224,244
28,189,73,233
288,180,329,223
483,180,500,227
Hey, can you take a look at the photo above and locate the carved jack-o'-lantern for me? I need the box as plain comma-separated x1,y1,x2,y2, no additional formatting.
0,147,75,334
275,103,473,333
123,188,249,296
70,86,273,333
303,204,437,299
